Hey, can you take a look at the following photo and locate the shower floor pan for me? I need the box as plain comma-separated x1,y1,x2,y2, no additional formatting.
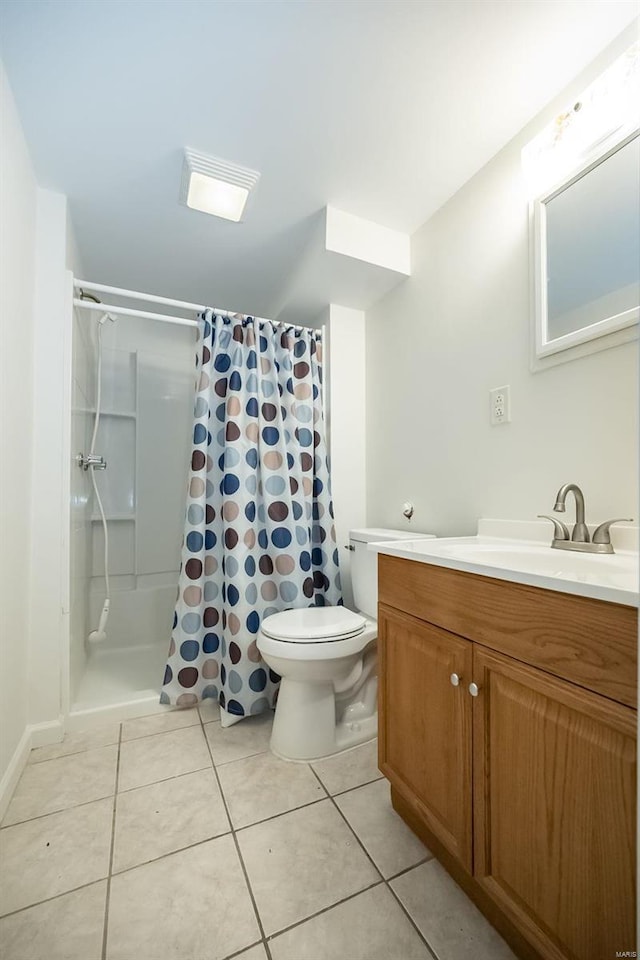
70,642,169,728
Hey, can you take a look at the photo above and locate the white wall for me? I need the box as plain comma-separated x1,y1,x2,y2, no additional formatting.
27,191,76,729
366,34,638,535
326,304,367,608
0,61,37,789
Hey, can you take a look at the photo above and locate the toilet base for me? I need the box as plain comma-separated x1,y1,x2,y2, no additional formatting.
269,675,377,761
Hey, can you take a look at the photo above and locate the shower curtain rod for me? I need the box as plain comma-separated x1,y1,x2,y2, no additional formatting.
72,278,318,333
72,297,199,328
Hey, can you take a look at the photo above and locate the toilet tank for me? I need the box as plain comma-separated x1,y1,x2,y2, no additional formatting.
349,528,436,619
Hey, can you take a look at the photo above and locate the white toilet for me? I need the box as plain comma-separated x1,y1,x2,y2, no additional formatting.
258,527,435,761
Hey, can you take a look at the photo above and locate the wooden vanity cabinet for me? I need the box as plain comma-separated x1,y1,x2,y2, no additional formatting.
378,554,637,960
378,607,473,869
473,646,636,960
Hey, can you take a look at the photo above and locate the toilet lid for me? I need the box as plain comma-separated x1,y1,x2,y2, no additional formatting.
260,607,367,642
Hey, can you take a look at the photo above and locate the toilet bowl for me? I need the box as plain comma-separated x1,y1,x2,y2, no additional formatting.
259,606,378,760
257,527,435,761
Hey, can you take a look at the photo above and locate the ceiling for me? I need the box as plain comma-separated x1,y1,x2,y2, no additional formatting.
1,0,637,320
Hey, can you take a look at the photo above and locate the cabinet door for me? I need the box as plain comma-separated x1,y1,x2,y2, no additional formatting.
473,646,636,960
378,604,473,869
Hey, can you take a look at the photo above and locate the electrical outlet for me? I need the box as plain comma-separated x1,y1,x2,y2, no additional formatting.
490,385,511,425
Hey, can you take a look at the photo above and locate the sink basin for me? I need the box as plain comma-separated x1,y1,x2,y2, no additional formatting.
437,541,637,583
370,535,639,606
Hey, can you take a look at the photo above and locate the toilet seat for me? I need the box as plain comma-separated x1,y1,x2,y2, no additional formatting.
258,608,376,662
261,607,367,643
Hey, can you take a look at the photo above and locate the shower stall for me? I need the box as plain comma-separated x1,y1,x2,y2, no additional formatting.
68,278,331,725
69,281,198,717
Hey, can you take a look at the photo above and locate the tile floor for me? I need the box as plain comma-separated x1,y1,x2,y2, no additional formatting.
0,706,516,960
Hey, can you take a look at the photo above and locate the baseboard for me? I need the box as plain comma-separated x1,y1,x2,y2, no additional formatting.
0,728,32,823
0,719,64,821
29,718,64,748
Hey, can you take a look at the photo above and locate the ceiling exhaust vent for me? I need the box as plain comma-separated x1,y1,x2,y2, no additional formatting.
180,149,260,222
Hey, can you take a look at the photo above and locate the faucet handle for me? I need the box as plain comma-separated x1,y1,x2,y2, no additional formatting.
538,515,570,541
592,518,634,545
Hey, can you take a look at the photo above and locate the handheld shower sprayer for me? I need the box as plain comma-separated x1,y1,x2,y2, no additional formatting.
88,599,110,644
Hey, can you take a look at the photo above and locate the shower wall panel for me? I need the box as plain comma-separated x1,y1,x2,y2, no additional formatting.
136,350,195,576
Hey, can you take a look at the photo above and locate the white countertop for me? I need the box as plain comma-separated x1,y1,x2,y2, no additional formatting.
369,519,639,607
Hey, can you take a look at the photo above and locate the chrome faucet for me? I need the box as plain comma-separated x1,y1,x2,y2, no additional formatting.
539,483,632,555
553,483,589,542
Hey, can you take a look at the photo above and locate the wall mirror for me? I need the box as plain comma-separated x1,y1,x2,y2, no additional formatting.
532,130,639,362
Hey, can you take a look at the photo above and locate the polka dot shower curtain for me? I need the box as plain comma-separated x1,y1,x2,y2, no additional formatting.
161,310,342,721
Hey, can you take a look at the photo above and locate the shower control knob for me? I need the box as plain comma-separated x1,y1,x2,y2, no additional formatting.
450,673,461,687
78,452,107,471
344,544,355,551
469,682,480,697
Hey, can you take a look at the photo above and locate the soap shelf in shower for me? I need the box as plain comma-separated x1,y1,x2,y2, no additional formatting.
80,408,137,419
90,513,135,522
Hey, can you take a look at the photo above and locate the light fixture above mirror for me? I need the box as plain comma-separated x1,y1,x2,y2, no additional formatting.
525,42,639,368
522,42,639,199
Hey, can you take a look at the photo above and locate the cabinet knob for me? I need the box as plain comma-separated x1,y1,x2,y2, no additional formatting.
468,682,480,697
450,673,461,687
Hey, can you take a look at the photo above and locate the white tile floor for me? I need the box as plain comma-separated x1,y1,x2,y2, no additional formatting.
0,707,516,960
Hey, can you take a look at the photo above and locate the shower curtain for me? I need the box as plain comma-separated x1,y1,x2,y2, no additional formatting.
161,310,342,718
